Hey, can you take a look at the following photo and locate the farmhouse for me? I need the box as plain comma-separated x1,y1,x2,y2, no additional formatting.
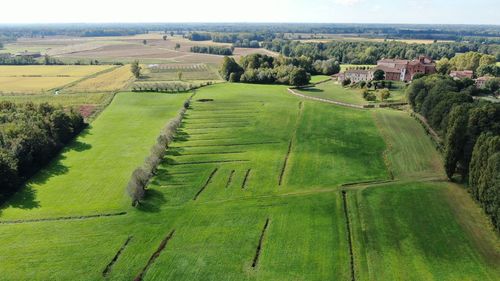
375,56,436,82
338,56,437,84
450,70,474,80
475,76,493,88
338,69,373,83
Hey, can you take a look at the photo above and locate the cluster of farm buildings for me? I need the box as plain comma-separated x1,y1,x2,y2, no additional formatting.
335,55,493,88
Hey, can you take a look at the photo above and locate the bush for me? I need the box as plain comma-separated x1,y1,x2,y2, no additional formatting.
125,97,192,206
342,78,351,86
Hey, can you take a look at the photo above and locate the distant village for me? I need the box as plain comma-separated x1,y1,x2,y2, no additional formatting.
334,55,494,89
0,51,42,59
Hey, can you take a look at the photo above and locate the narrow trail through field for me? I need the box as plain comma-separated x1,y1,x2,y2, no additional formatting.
287,88,365,109
278,101,303,186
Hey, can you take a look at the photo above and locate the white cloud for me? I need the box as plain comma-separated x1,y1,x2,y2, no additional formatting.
335,0,362,6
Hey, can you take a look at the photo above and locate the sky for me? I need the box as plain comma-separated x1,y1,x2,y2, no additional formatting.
0,0,498,25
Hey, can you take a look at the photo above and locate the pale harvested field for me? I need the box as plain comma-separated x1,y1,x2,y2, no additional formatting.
0,77,77,93
0,65,113,93
65,65,135,92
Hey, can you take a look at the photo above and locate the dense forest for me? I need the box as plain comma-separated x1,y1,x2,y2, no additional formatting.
263,40,500,64
0,102,85,201
406,75,500,230
190,46,233,56
219,54,340,86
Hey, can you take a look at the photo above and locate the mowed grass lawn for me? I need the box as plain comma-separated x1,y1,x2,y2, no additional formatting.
372,109,444,179
347,182,500,281
0,92,188,220
0,65,113,93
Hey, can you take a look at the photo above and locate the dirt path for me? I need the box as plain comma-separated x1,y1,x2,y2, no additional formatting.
287,88,366,109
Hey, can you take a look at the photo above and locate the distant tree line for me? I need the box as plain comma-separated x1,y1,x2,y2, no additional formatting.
263,40,500,64
190,46,233,56
0,54,64,65
406,75,500,230
0,102,85,201
127,99,191,206
2,23,500,42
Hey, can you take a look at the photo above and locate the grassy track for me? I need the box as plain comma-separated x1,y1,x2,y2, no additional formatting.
0,82,498,280
0,92,188,220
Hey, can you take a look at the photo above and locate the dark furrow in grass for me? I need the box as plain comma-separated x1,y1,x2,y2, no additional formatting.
183,137,239,142
226,170,235,188
340,179,394,187
242,169,252,189
193,168,219,200
0,211,127,224
102,236,133,277
252,218,270,268
187,125,249,130
174,160,249,166
342,191,356,281
179,151,245,156
133,230,175,281
278,140,293,186
179,141,280,148
278,101,303,186
186,120,250,125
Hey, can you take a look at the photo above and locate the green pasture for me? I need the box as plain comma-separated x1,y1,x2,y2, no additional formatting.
0,82,498,281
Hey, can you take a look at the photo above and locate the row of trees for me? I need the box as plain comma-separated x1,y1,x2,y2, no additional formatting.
0,54,64,65
127,99,191,206
263,40,500,64
406,75,500,229
0,102,85,201
131,81,213,93
190,46,233,56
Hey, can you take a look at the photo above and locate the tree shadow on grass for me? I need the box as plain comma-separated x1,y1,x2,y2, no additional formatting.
0,133,93,216
137,189,166,213
299,88,324,93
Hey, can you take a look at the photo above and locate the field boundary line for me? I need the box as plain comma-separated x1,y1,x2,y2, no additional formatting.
134,230,175,281
278,101,303,186
252,218,270,268
102,236,133,277
0,211,127,225
193,168,219,200
342,191,356,281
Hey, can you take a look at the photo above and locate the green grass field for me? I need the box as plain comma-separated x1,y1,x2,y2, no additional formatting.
0,92,188,220
297,80,407,105
347,182,500,281
297,81,367,105
0,82,498,280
